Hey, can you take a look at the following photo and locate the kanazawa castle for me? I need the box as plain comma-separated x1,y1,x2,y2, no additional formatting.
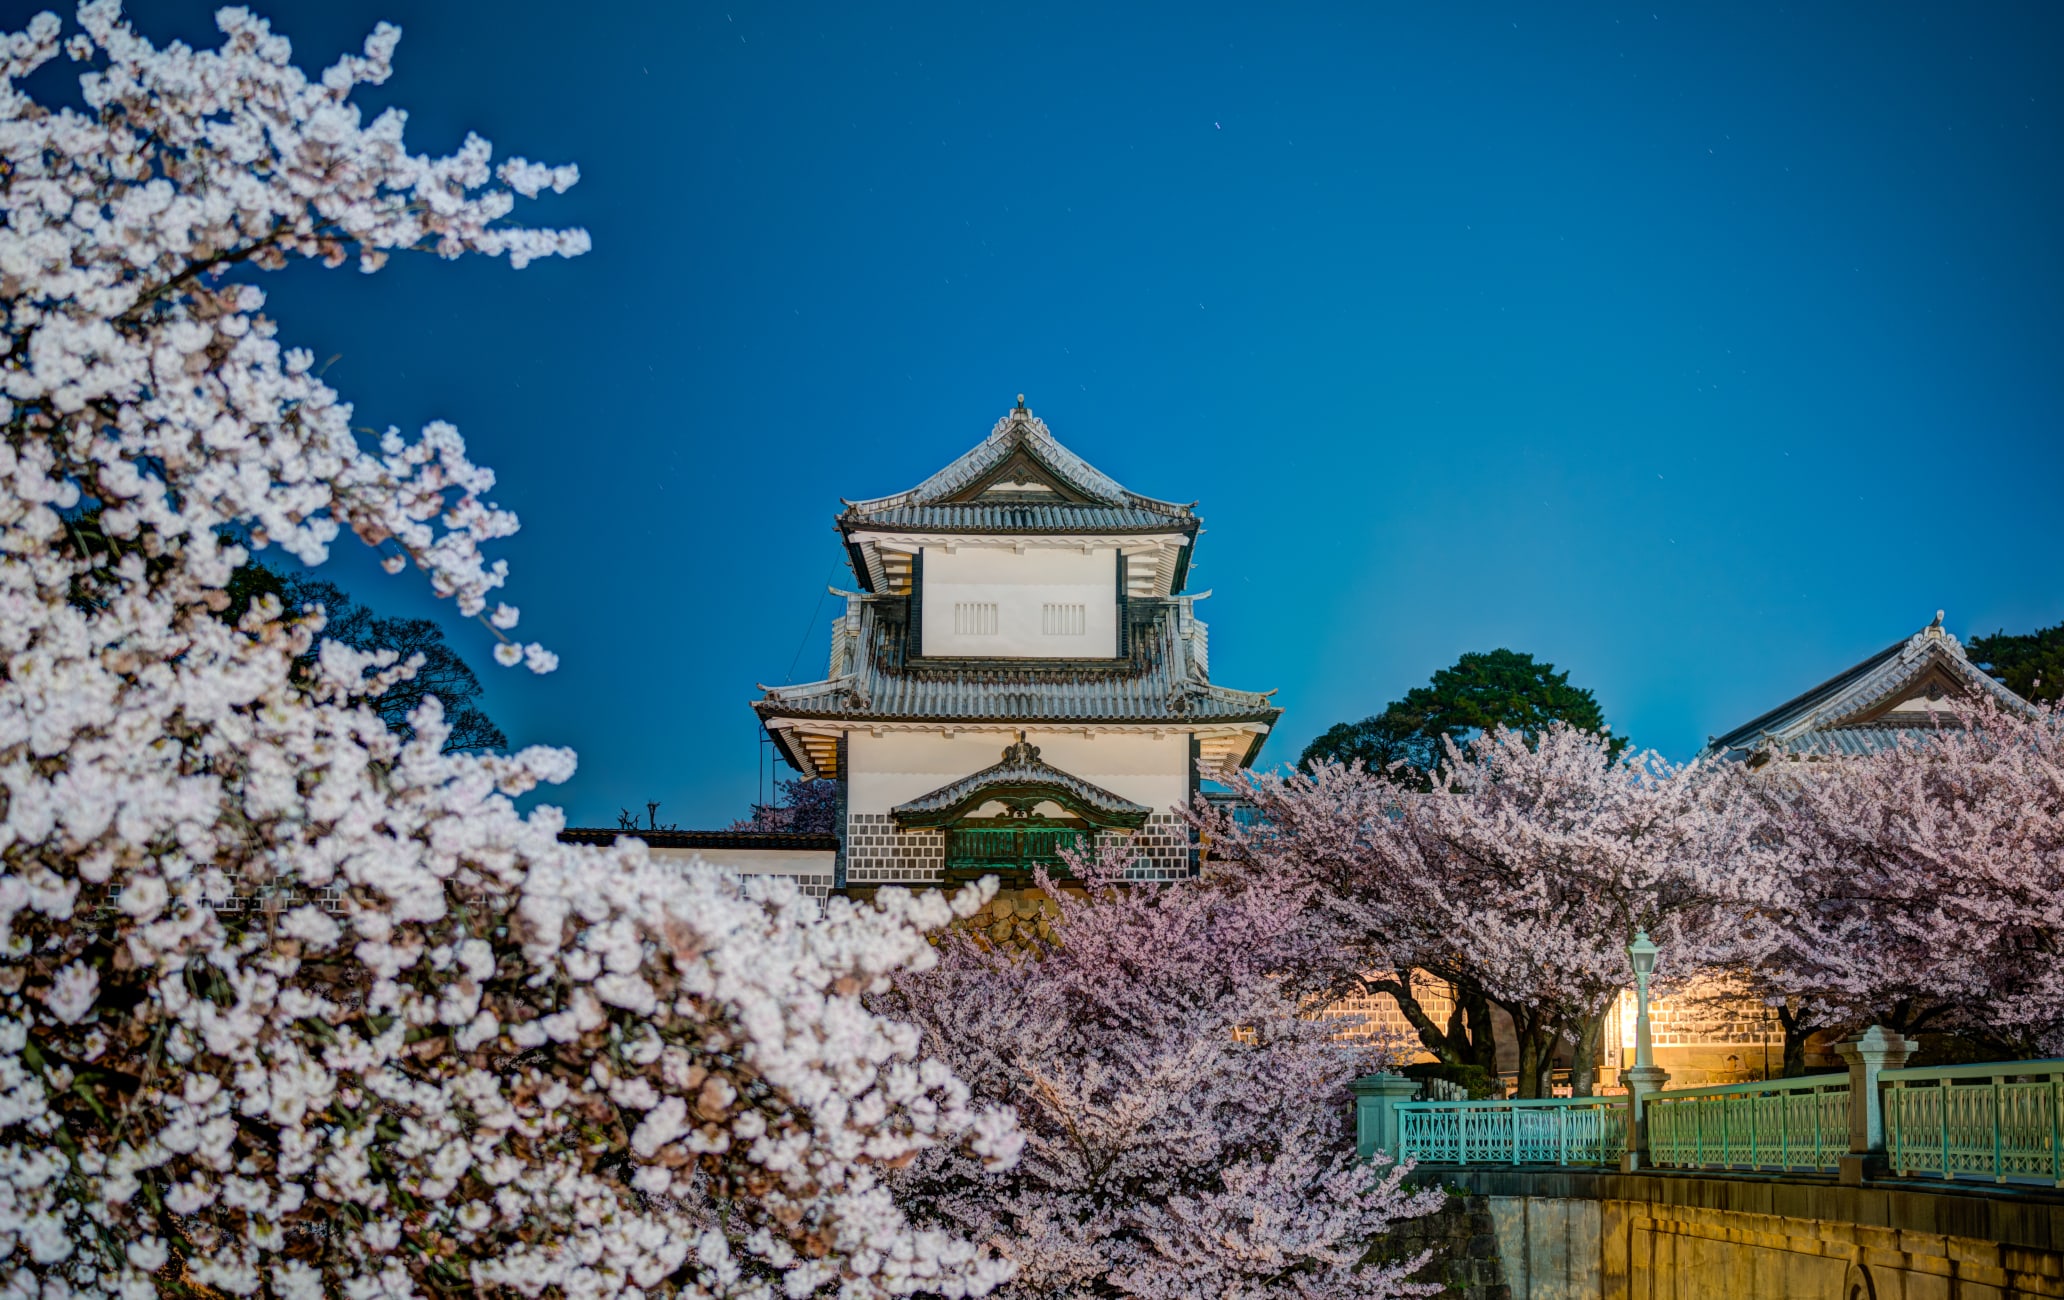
565,398,1282,896
758,396,1279,891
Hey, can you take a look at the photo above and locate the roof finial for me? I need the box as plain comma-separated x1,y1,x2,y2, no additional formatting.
1932,609,1945,629
1014,393,1027,412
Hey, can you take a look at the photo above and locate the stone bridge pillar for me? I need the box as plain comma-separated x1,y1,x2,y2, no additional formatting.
1835,1024,1916,1185
1350,1072,1418,1163
1618,1064,1670,1172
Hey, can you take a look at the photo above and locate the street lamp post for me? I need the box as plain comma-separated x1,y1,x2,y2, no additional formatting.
1621,929,1671,1171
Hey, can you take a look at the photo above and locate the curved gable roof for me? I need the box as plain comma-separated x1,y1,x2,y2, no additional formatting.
839,399,1197,535
1705,612,2031,761
890,737,1151,829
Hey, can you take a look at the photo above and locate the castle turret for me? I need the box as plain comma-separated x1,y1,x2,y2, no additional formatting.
754,399,1281,890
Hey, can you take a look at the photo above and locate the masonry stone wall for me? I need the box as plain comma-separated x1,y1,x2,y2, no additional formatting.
1375,1191,1512,1300
840,810,1193,884
1435,1168,2064,1300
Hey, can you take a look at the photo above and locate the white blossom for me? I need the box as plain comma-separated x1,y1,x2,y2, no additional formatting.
0,6,1017,1297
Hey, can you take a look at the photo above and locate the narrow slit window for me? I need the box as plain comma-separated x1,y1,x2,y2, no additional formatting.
1042,603,1087,636
954,602,999,636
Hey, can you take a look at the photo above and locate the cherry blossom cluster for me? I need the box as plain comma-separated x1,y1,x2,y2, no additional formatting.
1194,724,1777,1095
0,7,1017,1296
879,850,1443,1300
1738,700,2064,1053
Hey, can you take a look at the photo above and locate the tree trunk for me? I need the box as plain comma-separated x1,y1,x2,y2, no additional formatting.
1511,1010,1557,1099
1567,1009,1608,1097
1463,986,1500,1077
1777,1001,1817,1078
1367,969,1467,1067
1367,969,1499,1078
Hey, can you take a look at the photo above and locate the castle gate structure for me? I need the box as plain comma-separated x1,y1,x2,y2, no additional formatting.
741,397,1283,893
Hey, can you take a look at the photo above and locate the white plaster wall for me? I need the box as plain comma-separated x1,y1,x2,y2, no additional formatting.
847,729,1190,817
921,545,1118,658
640,846,837,876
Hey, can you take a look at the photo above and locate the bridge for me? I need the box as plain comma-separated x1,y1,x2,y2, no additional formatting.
1356,1030,2064,1299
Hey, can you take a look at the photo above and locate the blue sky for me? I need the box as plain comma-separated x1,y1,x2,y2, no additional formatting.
33,1,2063,828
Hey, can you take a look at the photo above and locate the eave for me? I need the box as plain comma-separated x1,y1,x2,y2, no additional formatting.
840,529,1194,598
558,828,841,852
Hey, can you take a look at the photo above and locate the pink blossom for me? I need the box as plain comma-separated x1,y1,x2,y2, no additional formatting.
882,847,1442,1300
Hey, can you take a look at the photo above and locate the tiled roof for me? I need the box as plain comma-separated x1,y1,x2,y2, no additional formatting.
1705,614,2030,761
755,597,1280,727
839,403,1195,534
849,503,1190,534
1772,727,1958,758
558,829,840,851
891,738,1150,828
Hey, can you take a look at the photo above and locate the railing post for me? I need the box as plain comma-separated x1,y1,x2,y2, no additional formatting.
1941,1083,1951,1179
2050,1073,2062,1188
1349,1074,1418,1164
1781,1087,1791,1169
1993,1074,2006,1184
1836,1024,1916,1185
1619,1064,1670,1172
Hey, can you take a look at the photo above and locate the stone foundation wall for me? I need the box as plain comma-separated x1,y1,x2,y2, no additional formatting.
1433,1168,2064,1300
1375,1190,1512,1300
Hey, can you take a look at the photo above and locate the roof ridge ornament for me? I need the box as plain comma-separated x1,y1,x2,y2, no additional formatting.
1905,609,1963,660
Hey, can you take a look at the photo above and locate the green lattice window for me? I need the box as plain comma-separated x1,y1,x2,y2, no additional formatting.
945,822,1093,878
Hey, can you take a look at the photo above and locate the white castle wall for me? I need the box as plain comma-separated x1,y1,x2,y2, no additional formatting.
844,728,1195,885
846,729,1188,815
920,545,1119,658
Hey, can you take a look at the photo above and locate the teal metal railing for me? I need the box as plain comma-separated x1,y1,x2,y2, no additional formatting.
1394,1096,1627,1166
1883,1060,2064,1186
1645,1075,1851,1173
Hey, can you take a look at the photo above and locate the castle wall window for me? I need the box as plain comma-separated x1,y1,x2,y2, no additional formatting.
1042,603,1086,636
920,545,1120,658
954,602,999,636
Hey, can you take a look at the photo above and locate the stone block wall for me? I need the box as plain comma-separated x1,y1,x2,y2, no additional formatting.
1433,1168,2064,1300
841,812,1194,884
1375,1190,1512,1300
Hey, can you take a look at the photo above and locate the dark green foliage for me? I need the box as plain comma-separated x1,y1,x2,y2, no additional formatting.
226,562,508,754
1299,709,1430,778
1300,648,1617,775
1968,622,2064,705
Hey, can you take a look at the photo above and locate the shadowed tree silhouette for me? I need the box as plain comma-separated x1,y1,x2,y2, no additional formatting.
1301,648,1618,778
224,562,508,754
1969,622,2064,705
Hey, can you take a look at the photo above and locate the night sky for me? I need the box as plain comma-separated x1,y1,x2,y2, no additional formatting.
22,2,2063,829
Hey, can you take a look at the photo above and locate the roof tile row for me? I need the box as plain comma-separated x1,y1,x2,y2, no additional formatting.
756,598,1279,726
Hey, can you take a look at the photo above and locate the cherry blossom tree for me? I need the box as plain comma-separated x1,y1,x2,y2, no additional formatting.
1198,725,1771,1096
731,777,839,836
0,7,1018,1296
1736,700,2064,1057
879,847,1442,1300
